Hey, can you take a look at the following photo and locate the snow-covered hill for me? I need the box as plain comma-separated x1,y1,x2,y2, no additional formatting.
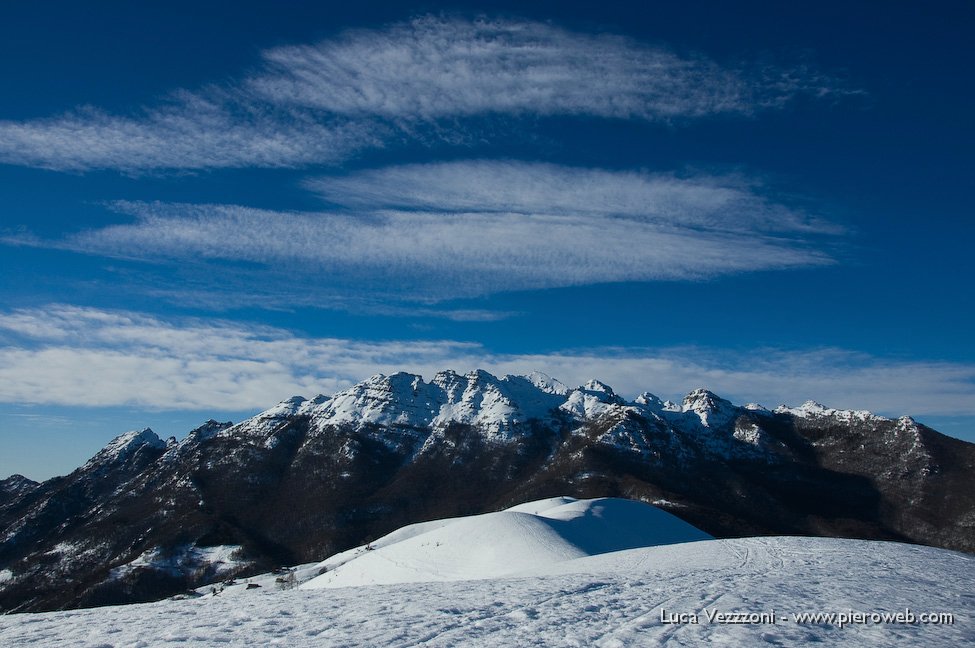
0,497,970,647
200,497,711,594
301,497,710,588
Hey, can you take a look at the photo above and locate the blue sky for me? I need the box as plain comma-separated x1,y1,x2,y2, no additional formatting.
1,0,973,480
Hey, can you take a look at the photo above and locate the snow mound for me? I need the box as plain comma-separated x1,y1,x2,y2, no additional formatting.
302,497,711,589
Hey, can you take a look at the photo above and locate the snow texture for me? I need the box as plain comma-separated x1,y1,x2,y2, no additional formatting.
0,538,969,646
0,497,971,647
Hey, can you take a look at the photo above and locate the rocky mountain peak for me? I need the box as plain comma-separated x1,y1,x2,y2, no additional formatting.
634,392,663,407
682,387,721,409
582,379,614,394
524,371,570,395
83,428,166,469
0,475,39,502
680,388,738,428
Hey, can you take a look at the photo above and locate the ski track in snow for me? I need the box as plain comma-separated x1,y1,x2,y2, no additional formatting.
1,536,972,647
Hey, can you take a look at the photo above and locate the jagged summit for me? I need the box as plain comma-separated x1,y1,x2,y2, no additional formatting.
226,370,900,441
524,371,570,395
681,387,730,410
582,379,615,394
680,388,739,428
240,370,619,437
171,369,921,472
82,428,166,470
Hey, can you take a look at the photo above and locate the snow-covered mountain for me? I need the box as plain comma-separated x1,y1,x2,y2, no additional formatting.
1,370,974,612
1,496,971,647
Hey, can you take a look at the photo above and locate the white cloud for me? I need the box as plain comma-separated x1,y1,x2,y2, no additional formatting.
0,98,382,172
308,160,840,234
35,162,836,299
0,306,973,419
249,17,832,120
0,306,477,410
0,17,850,171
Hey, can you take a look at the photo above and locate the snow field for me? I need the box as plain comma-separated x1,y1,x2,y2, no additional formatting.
0,536,971,647
1,497,971,646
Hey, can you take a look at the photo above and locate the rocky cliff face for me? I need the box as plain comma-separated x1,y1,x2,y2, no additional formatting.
2,370,973,612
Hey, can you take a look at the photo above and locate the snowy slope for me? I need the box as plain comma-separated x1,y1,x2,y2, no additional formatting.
301,497,711,588
1,535,970,647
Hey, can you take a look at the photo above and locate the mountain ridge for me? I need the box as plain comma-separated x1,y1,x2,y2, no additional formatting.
1,369,973,612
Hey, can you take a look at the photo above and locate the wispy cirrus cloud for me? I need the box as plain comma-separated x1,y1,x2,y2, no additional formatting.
0,17,852,172
248,17,839,120
308,160,840,234
0,98,382,172
18,162,837,300
0,305,972,418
